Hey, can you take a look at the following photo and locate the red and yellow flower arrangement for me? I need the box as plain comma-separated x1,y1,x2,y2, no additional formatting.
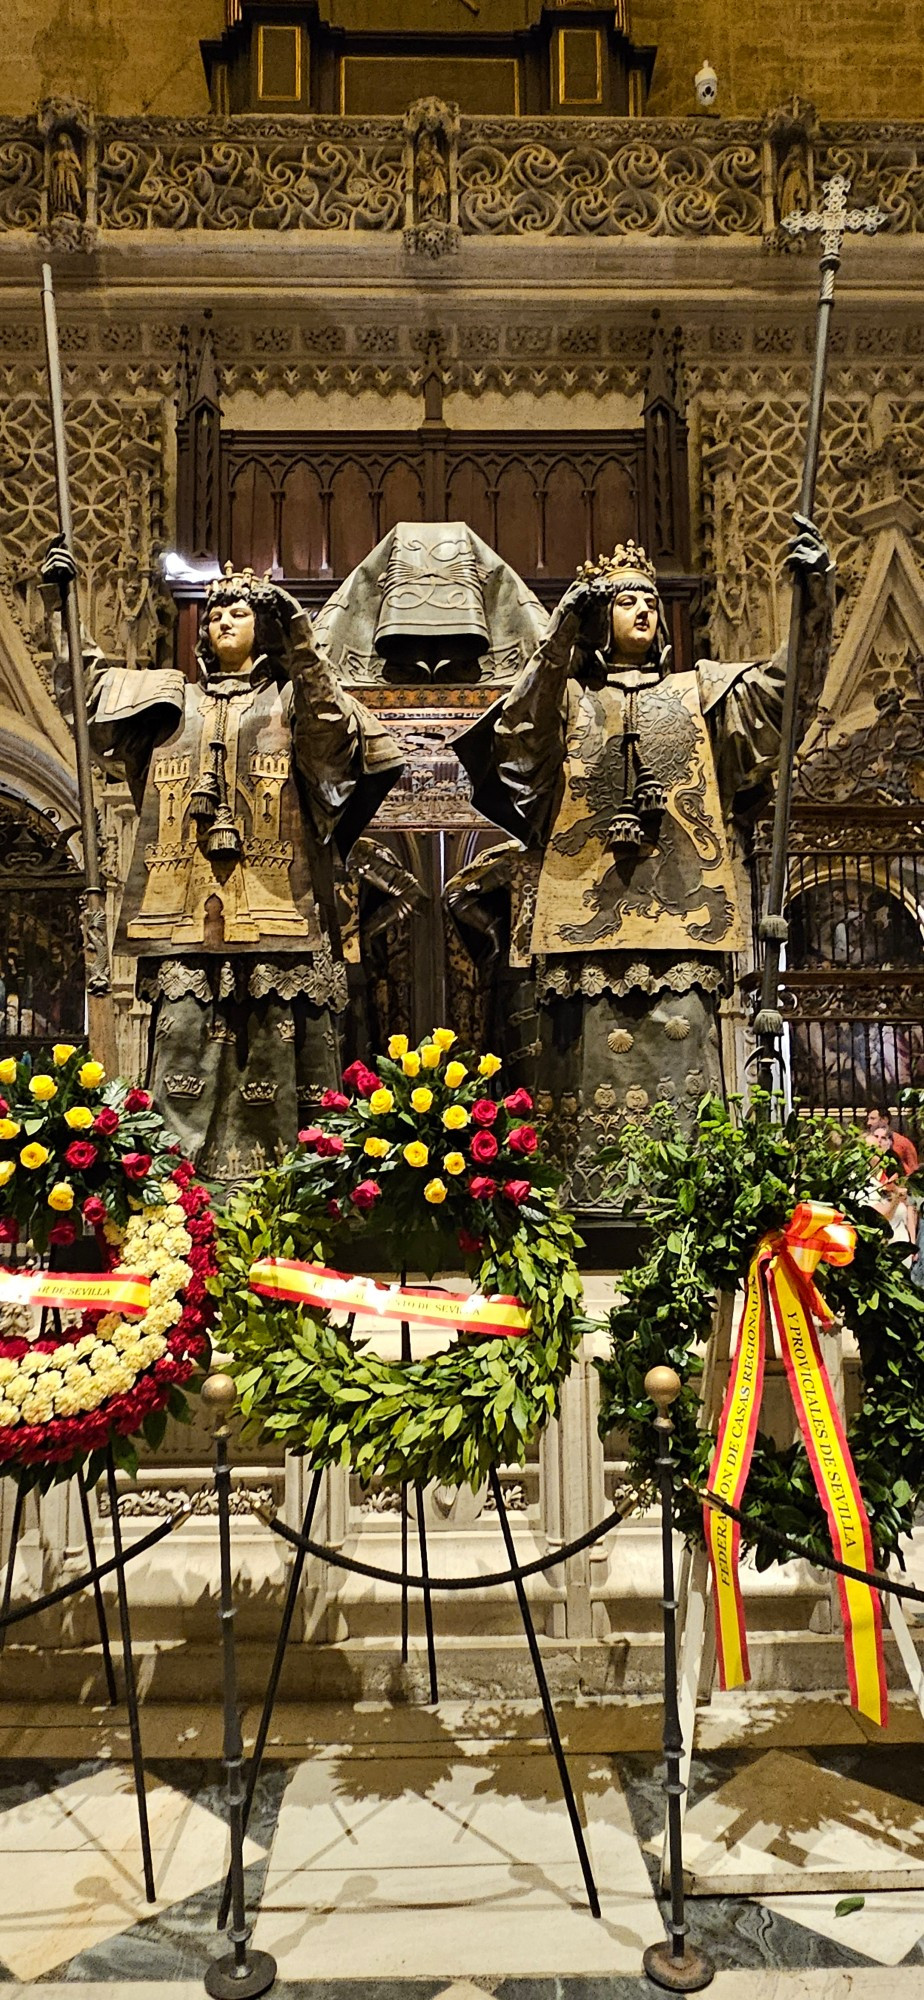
0,1048,215,1483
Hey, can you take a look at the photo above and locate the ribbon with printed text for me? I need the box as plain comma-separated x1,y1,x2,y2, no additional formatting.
704,1201,887,1726
249,1259,531,1339
0,1268,151,1318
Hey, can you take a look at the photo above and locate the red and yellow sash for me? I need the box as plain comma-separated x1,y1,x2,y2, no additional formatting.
704,1201,887,1726
249,1259,530,1339
0,1268,151,1318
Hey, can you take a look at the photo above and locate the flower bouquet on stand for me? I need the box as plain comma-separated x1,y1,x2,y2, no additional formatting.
0,1045,215,1488
215,1028,585,1489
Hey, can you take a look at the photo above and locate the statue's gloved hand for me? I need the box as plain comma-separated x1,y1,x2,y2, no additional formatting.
266,583,305,633
40,536,78,600
545,575,610,661
785,513,834,591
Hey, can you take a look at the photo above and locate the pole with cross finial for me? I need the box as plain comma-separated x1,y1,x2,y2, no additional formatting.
754,174,887,1099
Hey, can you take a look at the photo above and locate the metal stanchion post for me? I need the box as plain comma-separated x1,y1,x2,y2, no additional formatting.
642,1366,714,1995
202,1373,276,2000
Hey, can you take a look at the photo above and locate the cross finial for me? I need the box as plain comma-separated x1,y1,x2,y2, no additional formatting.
783,172,888,266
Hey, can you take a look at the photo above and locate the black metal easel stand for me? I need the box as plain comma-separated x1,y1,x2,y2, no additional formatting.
641,1369,713,1994
106,1450,156,1904
488,1466,601,1919
205,1374,276,1999
398,1303,438,1704
217,1463,324,1932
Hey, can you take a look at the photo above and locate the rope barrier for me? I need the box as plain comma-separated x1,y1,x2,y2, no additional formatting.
257,1482,924,1608
0,1499,191,1637
256,1488,633,1591
696,1483,924,1607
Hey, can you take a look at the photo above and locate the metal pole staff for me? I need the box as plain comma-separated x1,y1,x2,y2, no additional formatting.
754,175,886,1099
203,1372,276,2000
642,1367,714,1995
39,263,118,1078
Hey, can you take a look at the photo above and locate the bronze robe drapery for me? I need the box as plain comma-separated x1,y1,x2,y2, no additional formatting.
89,610,402,1180
453,628,826,1207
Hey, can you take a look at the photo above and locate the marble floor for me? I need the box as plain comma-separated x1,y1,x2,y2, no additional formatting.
0,1692,921,1994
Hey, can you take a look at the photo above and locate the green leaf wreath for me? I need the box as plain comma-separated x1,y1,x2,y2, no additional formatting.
596,1094,924,1569
211,1031,585,1488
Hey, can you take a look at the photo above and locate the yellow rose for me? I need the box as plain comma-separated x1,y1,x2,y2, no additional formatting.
0,1161,15,1187
432,1028,456,1051
0,1121,20,1142
20,1143,48,1170
48,1182,74,1212
411,1087,433,1114
421,1043,441,1070
52,1044,76,1066
78,1061,105,1089
443,1104,469,1130
29,1075,57,1103
388,1034,409,1059
404,1141,429,1168
0,1060,17,1086
424,1178,447,1204
445,1061,467,1088
402,1052,421,1078
369,1087,394,1115
364,1136,390,1158
64,1106,93,1131
478,1053,502,1078
443,1152,465,1176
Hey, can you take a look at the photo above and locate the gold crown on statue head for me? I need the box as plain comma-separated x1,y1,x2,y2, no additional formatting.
206,561,277,607
577,540,658,590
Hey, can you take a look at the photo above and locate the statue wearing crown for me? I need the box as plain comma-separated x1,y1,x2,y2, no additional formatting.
81,565,403,1178
451,523,833,1207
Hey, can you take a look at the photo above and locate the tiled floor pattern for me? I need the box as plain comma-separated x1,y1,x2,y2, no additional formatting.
0,1695,921,1989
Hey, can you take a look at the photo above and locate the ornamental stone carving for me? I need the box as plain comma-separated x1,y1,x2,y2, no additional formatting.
0,111,920,239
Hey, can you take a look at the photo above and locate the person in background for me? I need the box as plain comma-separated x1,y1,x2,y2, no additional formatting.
865,1106,919,1177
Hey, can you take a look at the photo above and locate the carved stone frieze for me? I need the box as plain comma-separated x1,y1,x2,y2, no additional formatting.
0,110,920,239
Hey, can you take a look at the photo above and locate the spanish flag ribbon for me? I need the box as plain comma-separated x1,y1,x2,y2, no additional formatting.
0,1268,151,1318
249,1258,530,1339
704,1200,887,1727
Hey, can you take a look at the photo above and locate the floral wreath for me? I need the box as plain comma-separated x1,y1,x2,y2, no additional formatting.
596,1093,924,1568
215,1030,584,1488
0,1046,215,1487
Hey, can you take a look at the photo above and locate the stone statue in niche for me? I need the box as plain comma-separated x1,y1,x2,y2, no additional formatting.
43,550,403,1181
415,127,449,223
449,529,834,1208
49,131,84,220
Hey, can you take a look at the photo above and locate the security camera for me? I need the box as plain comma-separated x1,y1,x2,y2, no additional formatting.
694,59,718,109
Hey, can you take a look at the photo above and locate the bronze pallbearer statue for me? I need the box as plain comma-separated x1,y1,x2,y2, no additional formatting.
451,523,833,1207
43,548,403,1180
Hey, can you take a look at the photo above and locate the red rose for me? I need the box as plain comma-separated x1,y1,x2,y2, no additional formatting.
316,1133,344,1157
49,1219,78,1246
0,1099,8,1117
82,1195,108,1226
326,1198,342,1219
342,1061,381,1099
502,1179,531,1206
320,1089,349,1110
65,1140,98,1170
93,1107,120,1137
350,1179,381,1213
298,1126,323,1149
504,1088,534,1116
458,1228,483,1255
468,1175,496,1201
507,1124,538,1156
471,1099,498,1127
0,1218,19,1244
124,1087,152,1113
470,1129,498,1164
121,1151,152,1181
